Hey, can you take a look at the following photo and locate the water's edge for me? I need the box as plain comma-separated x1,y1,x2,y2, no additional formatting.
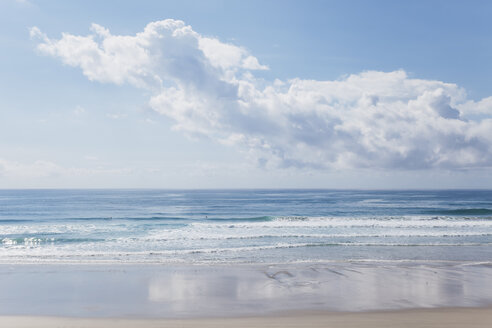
1,261,492,318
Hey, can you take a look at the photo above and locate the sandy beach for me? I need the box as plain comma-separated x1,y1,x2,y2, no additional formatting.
1,261,492,327
2,307,492,328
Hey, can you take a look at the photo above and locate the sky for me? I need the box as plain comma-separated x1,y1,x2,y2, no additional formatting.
1,0,492,189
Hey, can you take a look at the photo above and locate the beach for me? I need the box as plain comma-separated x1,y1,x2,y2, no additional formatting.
3,308,492,328
2,189,492,326
1,261,492,326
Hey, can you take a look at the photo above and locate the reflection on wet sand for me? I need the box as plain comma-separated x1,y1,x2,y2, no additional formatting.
1,262,491,318
146,262,492,317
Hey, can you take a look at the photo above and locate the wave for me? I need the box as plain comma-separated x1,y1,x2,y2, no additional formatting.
59,216,185,222
207,216,273,222
424,208,492,216
145,231,492,242
0,215,275,223
3,215,492,238
1,237,105,246
156,242,481,256
190,216,492,229
3,231,491,247
0,219,36,224
2,214,491,226
2,241,491,260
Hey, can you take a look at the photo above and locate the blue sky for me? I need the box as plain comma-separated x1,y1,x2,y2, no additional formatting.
1,0,492,188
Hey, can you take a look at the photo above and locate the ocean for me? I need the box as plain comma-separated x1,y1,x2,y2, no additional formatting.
1,189,491,264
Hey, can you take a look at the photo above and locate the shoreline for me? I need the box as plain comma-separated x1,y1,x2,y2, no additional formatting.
2,261,492,319
2,307,492,328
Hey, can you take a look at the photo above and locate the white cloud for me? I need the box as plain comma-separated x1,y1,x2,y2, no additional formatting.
31,20,492,170
198,37,268,71
458,96,492,116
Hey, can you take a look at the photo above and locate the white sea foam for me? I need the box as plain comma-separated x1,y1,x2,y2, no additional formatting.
2,214,492,264
190,217,492,229
2,240,492,265
142,230,492,242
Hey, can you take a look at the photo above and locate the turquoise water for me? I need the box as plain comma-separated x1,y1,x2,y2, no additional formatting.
1,189,491,264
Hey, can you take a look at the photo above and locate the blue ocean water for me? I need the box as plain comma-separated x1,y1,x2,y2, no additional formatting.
1,189,491,264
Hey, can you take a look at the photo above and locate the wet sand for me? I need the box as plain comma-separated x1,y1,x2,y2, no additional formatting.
1,262,492,325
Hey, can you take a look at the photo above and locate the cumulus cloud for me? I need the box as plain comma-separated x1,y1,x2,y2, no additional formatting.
31,19,492,170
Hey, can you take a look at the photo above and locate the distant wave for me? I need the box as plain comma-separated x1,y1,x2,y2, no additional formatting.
207,216,273,222
145,231,492,242
62,216,185,221
0,219,36,223
190,216,492,229
2,213,491,224
424,208,492,216
0,215,275,223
